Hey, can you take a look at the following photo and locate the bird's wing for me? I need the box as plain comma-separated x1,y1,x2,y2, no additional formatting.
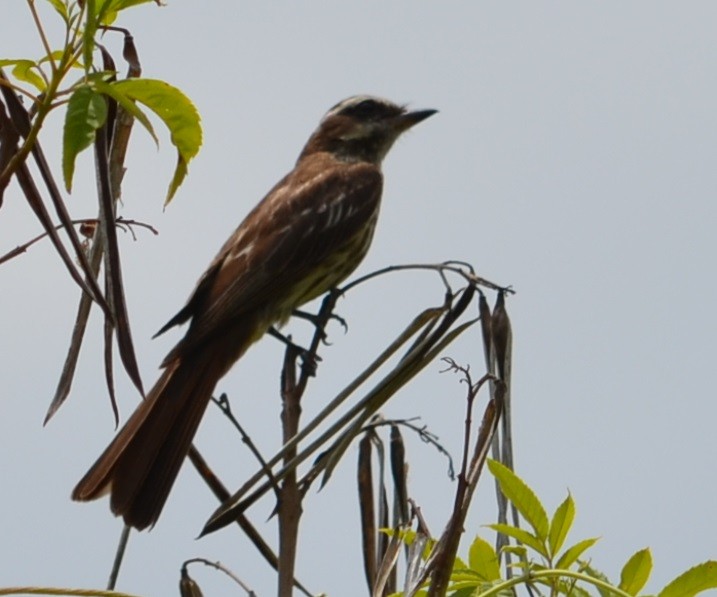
162,156,382,359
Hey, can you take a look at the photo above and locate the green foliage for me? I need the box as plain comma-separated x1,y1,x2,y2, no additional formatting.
0,59,47,91
658,562,717,597
468,536,501,582
111,79,202,203
396,460,717,596
487,459,549,541
619,548,652,595
63,85,108,191
1,0,202,205
548,491,575,556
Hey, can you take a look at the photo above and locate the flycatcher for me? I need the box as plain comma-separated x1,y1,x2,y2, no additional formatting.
72,95,437,530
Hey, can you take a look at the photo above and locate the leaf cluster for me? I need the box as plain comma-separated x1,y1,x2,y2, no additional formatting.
2,0,201,205
0,0,203,425
398,460,717,597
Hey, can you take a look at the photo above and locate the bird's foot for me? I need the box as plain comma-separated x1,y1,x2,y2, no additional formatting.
292,309,348,345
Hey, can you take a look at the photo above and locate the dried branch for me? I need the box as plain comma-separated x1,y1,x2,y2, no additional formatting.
342,261,514,296
186,446,314,597
423,371,505,596
44,32,145,423
0,218,157,267
201,299,456,534
182,558,257,596
363,416,455,481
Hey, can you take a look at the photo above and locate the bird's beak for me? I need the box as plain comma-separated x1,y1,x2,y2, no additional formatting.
393,108,438,132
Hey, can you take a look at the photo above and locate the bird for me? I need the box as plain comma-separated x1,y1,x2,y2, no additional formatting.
72,95,437,530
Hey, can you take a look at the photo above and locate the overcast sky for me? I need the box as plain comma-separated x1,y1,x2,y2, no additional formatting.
2,3,717,596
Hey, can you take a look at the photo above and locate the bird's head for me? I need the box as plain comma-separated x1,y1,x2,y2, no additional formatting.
299,95,437,165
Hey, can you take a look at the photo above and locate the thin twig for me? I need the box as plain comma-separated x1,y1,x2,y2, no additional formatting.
26,0,54,68
186,445,314,597
106,525,131,591
0,217,157,266
183,558,257,596
210,393,281,499
342,261,514,296
362,415,455,481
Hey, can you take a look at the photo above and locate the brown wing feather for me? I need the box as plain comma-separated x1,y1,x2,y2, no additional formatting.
163,154,382,362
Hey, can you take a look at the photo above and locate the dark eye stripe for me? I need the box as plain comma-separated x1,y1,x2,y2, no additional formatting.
340,98,402,121
345,99,382,117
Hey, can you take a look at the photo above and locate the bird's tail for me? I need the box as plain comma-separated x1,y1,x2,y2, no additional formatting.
72,336,245,530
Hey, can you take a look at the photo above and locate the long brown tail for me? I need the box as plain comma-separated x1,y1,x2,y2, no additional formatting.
72,343,238,530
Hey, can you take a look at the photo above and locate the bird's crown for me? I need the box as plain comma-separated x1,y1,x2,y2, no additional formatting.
322,95,406,124
300,95,436,164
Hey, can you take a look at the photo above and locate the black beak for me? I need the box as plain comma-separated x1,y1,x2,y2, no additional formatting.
394,108,438,132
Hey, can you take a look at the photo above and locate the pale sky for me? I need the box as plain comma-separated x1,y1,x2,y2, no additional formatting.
2,3,716,596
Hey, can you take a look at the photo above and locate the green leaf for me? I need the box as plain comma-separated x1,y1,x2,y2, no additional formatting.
63,85,108,192
468,536,501,581
38,50,71,67
486,523,547,559
619,548,652,595
501,545,527,558
13,61,46,92
100,0,156,23
658,561,717,597
555,537,600,570
487,459,550,541
548,492,575,557
0,60,46,92
44,0,69,22
82,0,98,71
111,78,202,203
449,568,483,583
446,588,475,597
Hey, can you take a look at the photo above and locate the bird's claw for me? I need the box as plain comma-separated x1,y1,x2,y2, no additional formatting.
292,309,348,345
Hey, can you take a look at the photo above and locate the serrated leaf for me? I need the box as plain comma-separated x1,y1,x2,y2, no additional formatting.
63,85,108,192
619,548,652,595
468,536,501,581
111,78,202,203
487,459,550,541
95,79,158,145
487,523,547,558
658,561,717,597
548,492,575,557
555,537,599,570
